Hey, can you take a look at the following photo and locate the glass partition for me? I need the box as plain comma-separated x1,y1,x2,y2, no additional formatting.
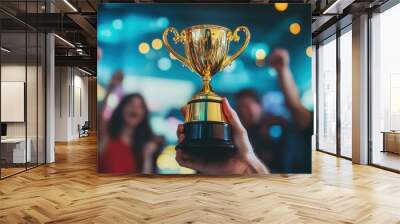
317,36,337,154
38,32,45,165
371,4,400,171
1,30,27,177
27,30,38,169
0,1,46,179
339,28,352,158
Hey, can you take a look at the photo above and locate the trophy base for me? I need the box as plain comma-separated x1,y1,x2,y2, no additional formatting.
176,121,236,160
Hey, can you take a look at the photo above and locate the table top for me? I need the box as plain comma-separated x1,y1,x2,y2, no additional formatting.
1,138,30,143
381,131,400,134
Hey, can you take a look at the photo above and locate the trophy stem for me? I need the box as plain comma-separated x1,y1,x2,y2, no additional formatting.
201,75,213,94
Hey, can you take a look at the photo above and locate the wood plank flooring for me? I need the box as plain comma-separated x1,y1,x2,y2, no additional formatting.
0,135,400,224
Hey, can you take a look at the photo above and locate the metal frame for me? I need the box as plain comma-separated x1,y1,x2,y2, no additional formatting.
315,21,353,161
316,0,400,172
367,0,400,172
0,0,47,180
336,27,341,157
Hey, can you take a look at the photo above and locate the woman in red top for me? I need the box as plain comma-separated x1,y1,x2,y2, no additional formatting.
102,93,161,173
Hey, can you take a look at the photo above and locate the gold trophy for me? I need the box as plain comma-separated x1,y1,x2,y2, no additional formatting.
163,24,250,158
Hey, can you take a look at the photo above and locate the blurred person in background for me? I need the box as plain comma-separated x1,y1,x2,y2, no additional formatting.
235,89,287,172
99,71,164,173
269,49,313,173
235,49,313,173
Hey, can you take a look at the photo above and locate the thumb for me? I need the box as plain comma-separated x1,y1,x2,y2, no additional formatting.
221,98,246,135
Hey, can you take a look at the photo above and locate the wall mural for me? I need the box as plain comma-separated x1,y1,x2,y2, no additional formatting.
97,3,312,175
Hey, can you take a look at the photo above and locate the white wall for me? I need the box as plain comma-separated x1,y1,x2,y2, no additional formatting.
54,67,89,141
1,63,46,164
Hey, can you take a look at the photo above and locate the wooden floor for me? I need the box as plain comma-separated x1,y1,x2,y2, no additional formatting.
1,136,400,224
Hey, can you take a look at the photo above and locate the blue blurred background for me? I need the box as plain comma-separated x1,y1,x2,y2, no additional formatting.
98,3,312,174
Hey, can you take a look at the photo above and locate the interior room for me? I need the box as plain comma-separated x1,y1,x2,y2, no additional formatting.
0,0,399,223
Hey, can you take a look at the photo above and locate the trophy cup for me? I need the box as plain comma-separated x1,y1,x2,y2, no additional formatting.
163,24,250,158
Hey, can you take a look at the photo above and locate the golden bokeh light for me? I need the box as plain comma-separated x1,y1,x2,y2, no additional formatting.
255,49,267,60
138,42,150,54
289,23,301,35
156,145,195,174
151,38,163,50
274,3,288,12
256,59,265,67
306,46,313,58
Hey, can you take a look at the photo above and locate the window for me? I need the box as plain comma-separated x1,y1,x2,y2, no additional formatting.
317,36,337,154
0,1,46,179
339,29,352,158
370,3,400,171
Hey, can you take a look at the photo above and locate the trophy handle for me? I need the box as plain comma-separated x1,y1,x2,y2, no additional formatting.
162,27,191,68
221,26,251,70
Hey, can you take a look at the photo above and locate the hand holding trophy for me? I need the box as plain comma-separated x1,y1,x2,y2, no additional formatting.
163,24,250,159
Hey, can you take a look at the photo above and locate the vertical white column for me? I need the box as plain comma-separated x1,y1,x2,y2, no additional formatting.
352,14,369,164
46,1,55,163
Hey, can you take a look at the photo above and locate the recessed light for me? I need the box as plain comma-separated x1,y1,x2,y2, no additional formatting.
54,34,75,48
1,47,11,53
63,0,78,12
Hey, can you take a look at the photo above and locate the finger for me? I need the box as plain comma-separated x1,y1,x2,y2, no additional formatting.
175,150,197,170
178,133,185,143
180,106,187,117
176,124,184,136
222,98,246,135
175,149,186,166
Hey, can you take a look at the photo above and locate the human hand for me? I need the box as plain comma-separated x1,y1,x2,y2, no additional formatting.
142,136,164,159
109,71,124,90
267,48,290,73
175,98,269,175
142,141,158,159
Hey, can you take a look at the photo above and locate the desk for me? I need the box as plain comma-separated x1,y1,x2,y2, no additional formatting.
1,138,31,164
382,131,400,154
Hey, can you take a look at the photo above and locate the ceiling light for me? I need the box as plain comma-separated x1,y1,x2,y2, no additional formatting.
322,0,352,15
1,47,11,53
63,0,78,12
54,34,75,48
78,67,92,76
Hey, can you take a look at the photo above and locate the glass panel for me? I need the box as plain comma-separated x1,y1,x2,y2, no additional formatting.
339,30,352,158
27,30,38,169
26,0,39,169
1,30,27,177
38,32,45,165
371,4,400,171
317,37,337,154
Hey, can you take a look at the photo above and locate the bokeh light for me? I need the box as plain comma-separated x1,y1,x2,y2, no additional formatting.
255,49,267,60
306,46,313,57
251,43,270,60
256,59,265,67
268,67,278,78
156,145,195,174
224,60,237,73
106,93,119,109
289,23,301,35
156,17,169,28
97,84,106,102
151,38,163,50
274,3,288,12
100,29,112,37
138,42,150,54
158,57,172,71
269,125,283,139
112,19,123,30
